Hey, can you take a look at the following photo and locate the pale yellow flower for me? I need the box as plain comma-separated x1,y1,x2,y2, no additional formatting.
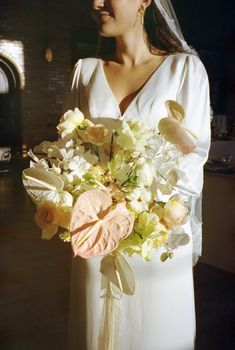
57,108,84,139
78,124,111,146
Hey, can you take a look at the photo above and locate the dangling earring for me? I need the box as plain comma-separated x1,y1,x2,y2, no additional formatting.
133,9,139,28
133,7,145,28
140,8,145,25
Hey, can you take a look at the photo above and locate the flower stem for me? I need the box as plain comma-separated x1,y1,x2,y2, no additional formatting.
109,132,115,161
91,144,100,161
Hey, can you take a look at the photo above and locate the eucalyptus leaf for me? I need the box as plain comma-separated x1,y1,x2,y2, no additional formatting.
168,233,190,250
160,252,168,262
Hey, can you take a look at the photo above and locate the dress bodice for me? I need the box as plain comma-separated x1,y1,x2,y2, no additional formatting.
64,52,211,263
65,53,196,127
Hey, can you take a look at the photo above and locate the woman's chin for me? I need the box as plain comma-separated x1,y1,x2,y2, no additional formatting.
99,28,116,38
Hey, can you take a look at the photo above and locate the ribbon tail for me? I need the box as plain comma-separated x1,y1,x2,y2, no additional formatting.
99,276,122,350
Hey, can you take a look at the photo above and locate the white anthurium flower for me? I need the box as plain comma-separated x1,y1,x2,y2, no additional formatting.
22,168,73,207
51,191,73,207
57,108,85,139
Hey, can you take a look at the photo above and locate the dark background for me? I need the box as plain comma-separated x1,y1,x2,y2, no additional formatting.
0,1,235,350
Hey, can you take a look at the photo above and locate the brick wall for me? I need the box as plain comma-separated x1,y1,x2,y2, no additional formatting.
0,0,95,149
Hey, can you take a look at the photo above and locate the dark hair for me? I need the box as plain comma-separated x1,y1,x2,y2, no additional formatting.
97,2,193,58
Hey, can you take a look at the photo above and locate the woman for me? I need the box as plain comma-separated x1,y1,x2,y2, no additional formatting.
64,1,211,349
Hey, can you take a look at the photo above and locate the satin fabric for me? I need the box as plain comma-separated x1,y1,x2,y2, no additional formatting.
64,53,211,350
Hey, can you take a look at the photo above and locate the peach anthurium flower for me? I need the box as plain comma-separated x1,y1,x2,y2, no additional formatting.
158,100,197,154
35,201,71,239
70,189,135,258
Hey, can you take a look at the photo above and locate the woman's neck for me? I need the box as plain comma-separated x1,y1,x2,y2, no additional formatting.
114,30,153,66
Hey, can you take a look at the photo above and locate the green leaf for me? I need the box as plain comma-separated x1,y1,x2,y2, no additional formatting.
160,252,168,262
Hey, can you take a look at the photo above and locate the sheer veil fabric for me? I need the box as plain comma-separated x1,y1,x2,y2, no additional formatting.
154,0,197,55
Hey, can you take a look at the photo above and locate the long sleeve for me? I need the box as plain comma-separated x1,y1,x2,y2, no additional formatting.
176,54,211,197
175,54,211,263
62,59,82,114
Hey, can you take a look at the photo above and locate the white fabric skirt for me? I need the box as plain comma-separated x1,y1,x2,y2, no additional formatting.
68,220,196,350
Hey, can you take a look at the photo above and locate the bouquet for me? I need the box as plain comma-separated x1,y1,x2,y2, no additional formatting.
22,100,196,296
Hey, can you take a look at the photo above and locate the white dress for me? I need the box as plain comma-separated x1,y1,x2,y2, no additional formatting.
64,53,211,350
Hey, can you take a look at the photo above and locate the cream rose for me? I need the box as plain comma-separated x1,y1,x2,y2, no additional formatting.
35,201,71,239
163,197,188,229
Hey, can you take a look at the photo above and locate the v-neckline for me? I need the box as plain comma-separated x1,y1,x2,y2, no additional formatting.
99,54,173,118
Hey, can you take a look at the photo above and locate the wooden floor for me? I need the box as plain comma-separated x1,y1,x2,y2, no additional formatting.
0,162,234,350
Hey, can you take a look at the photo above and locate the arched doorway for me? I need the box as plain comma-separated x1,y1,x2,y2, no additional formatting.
0,56,21,172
